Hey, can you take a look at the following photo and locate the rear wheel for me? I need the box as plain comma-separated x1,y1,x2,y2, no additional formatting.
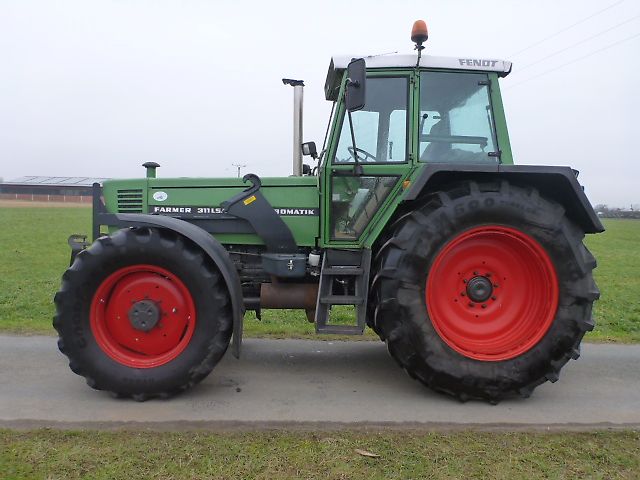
54,227,232,400
371,180,599,401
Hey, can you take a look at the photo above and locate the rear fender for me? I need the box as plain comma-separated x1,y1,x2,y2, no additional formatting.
403,164,604,234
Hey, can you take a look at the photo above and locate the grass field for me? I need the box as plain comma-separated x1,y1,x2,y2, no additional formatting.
0,206,638,342
1,429,639,479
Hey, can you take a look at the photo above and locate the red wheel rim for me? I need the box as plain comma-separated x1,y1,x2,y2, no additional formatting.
426,226,558,361
90,265,196,368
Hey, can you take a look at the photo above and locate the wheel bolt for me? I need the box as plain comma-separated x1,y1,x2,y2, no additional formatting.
463,279,468,284
491,296,497,301
468,302,475,307
460,292,466,297
473,271,479,275
493,284,499,288
481,304,487,309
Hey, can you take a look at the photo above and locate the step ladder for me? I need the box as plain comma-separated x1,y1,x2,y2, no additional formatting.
315,249,372,334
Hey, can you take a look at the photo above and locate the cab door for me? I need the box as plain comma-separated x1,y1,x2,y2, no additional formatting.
321,71,416,247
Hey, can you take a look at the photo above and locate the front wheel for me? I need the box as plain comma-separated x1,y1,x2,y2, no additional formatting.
54,227,233,400
371,180,599,401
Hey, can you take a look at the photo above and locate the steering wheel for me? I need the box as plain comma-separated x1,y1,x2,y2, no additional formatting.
348,146,377,162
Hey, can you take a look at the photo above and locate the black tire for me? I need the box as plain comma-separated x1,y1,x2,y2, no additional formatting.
54,227,233,400
371,180,599,402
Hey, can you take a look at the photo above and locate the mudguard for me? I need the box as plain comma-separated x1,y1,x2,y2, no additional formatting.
404,164,604,233
108,213,245,358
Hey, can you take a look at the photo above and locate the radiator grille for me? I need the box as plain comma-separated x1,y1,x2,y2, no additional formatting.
117,189,143,213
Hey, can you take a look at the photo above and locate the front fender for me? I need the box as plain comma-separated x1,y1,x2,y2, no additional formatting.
110,213,245,358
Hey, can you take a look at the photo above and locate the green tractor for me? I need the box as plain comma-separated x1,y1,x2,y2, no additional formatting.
54,21,603,402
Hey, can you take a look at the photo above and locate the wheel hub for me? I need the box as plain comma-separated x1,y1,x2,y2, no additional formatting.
466,276,493,303
128,299,160,332
426,226,559,361
90,264,196,368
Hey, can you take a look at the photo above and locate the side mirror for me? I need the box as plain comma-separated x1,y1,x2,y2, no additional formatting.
302,164,312,175
301,141,317,159
346,58,366,112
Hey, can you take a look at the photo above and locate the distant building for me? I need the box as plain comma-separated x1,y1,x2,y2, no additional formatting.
0,176,109,203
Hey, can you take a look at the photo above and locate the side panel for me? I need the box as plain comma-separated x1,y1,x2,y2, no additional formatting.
104,176,320,247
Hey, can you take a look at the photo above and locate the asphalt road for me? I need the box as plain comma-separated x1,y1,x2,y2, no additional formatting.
1,335,639,430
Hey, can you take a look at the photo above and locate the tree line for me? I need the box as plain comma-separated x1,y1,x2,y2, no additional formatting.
594,205,640,219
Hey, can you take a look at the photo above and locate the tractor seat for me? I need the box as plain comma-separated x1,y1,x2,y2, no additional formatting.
421,120,451,161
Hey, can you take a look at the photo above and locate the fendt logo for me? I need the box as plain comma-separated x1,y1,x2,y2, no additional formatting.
458,58,498,67
152,191,168,202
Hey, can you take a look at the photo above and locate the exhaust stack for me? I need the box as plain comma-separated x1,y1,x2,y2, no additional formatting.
282,78,305,176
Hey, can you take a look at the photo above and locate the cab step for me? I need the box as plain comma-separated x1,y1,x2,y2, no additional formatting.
315,249,371,335
319,295,364,305
321,266,364,275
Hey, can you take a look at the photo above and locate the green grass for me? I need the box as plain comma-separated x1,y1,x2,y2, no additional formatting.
0,206,638,342
585,219,640,342
0,207,91,334
1,429,639,479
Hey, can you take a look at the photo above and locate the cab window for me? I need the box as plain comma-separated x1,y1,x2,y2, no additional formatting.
333,77,408,164
419,72,499,163
330,176,398,240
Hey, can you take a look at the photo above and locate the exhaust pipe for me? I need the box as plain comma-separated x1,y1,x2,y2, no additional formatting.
260,281,318,323
282,78,305,176
260,281,318,310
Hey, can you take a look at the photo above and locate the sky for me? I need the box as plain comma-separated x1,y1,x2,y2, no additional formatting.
1,0,638,207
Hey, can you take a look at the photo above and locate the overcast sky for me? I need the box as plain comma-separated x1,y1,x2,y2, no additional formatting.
1,0,638,207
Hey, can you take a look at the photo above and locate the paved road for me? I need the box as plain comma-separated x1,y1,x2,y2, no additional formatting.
1,336,639,430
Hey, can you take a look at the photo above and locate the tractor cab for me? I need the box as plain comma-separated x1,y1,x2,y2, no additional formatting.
312,49,513,248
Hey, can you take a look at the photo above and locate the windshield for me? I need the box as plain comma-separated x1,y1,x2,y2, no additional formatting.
419,72,499,164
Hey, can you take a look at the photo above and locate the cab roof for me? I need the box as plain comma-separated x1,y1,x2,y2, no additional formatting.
324,53,512,101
